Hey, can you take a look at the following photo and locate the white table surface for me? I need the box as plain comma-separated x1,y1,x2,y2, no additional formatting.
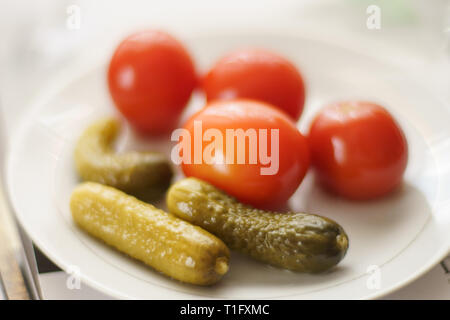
38,258,450,300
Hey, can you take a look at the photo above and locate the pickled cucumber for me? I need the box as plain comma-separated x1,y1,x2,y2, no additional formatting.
71,182,230,285
167,178,349,273
74,117,172,200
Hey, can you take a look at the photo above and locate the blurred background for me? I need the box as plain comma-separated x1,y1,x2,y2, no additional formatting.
0,0,449,136
0,0,449,299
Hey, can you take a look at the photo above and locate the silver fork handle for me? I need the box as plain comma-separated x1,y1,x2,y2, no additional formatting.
0,101,42,300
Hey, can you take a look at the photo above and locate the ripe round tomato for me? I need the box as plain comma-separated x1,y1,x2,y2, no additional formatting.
108,30,197,134
179,99,310,209
308,101,408,200
202,49,306,121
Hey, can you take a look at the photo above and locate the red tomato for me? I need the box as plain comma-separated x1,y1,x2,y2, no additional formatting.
308,101,408,200
108,30,197,134
180,99,310,209
202,49,306,121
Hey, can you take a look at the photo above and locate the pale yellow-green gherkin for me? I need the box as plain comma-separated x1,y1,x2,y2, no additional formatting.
71,182,230,285
74,117,172,201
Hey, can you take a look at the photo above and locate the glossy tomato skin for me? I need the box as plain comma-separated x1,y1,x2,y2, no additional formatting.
308,101,408,200
181,99,310,209
108,30,197,134
202,49,306,121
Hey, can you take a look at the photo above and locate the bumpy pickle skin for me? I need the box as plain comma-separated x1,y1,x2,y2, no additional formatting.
70,182,230,285
167,178,349,273
74,117,173,201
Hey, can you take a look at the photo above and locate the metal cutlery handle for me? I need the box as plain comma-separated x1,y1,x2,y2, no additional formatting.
0,195,31,300
0,101,42,300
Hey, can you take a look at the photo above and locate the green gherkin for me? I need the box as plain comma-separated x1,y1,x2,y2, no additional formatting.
167,178,349,273
74,117,173,201
71,182,230,285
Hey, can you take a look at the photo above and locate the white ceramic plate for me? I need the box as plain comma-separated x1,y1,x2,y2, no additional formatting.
6,33,450,299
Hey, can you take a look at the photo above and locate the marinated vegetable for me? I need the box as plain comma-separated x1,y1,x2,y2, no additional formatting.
180,99,310,209
167,178,349,273
308,101,408,200
74,117,173,200
108,30,197,134
203,48,306,120
71,182,230,285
